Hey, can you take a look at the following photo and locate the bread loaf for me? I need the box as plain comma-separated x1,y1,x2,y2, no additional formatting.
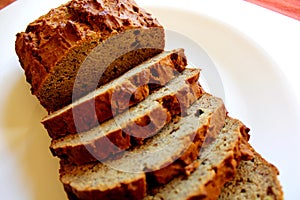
51,68,203,164
15,0,165,112
59,94,228,200
15,1,284,200
42,48,187,139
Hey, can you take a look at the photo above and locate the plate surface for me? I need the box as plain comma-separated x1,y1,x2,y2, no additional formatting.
1,1,300,199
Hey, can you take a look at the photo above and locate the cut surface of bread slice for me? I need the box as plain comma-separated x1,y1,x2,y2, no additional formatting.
15,0,165,112
144,117,250,200
218,144,284,200
61,162,146,200
51,68,203,165
59,94,227,200
101,93,226,185
42,48,187,139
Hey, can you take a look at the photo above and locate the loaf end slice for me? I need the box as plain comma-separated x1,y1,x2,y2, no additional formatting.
42,48,187,139
15,0,165,112
51,68,203,165
218,144,284,200
144,117,250,200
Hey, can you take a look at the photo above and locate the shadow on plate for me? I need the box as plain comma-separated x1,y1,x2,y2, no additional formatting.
2,76,66,200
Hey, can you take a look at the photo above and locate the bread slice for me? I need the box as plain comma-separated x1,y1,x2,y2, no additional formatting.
42,48,187,139
15,0,165,112
144,117,250,200
218,144,284,200
59,94,227,200
51,68,203,165
61,161,146,200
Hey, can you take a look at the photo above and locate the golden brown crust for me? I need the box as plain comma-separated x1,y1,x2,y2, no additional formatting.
42,49,187,139
16,0,162,90
51,70,203,165
15,0,165,112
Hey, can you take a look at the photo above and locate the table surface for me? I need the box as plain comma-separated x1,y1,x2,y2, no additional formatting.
0,0,15,9
245,0,300,20
1,0,300,21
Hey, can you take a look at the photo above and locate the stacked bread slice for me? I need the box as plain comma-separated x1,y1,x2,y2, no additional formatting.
15,0,283,199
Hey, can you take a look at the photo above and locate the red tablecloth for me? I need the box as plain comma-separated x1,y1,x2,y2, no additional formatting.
1,0,300,21
0,0,15,9
245,0,300,20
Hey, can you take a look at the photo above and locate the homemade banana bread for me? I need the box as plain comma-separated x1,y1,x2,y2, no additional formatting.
59,94,229,200
15,0,165,112
42,49,187,139
14,1,284,200
51,68,203,164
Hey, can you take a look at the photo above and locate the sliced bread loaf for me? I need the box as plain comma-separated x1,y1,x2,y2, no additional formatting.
98,93,226,185
144,117,250,200
15,0,165,112
218,144,284,200
51,68,203,165
42,48,187,139
59,93,227,200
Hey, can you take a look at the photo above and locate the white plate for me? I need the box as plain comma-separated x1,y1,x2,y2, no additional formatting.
1,0,300,199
